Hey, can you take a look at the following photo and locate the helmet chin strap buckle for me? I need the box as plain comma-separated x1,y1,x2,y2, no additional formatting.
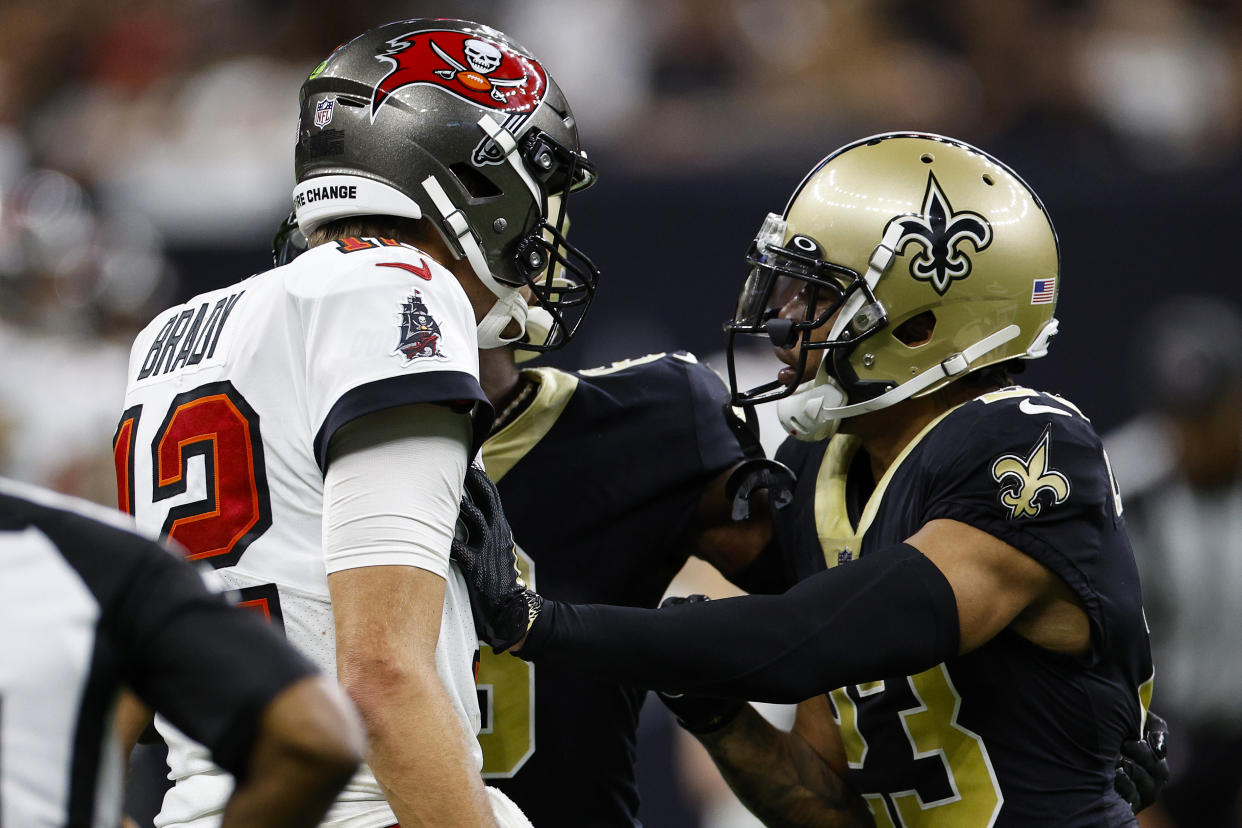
941,351,969,376
1026,317,1059,359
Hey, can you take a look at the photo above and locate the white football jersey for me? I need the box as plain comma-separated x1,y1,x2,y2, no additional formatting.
116,239,489,827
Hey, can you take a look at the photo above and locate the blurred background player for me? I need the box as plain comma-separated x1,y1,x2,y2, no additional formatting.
0,476,363,827
455,132,1156,826
1111,296,1242,828
114,18,597,828
0,167,176,505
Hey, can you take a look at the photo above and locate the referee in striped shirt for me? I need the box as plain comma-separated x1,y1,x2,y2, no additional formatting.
0,477,364,827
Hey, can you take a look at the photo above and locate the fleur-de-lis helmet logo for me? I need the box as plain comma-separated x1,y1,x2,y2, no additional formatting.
885,172,993,295
990,425,1071,520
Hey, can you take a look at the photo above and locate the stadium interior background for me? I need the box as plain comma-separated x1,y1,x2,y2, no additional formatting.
4,1,1241,826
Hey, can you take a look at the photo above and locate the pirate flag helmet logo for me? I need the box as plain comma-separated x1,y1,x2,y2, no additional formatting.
371,28,548,122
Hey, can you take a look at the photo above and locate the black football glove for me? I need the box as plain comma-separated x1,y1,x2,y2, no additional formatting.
654,595,747,734
451,465,542,653
1115,710,1170,814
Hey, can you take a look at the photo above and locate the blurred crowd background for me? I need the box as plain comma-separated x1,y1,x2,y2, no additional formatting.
4,0,1242,825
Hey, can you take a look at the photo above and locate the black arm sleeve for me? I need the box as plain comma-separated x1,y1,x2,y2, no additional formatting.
111,549,317,779
522,543,959,703
723,537,791,595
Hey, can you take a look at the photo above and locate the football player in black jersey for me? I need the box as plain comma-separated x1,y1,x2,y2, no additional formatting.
469,342,784,825
454,132,1159,827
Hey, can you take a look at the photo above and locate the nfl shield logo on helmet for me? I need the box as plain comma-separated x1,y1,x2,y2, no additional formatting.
314,98,335,128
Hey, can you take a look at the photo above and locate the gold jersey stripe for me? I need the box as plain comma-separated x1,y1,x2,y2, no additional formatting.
482,367,579,481
814,403,965,569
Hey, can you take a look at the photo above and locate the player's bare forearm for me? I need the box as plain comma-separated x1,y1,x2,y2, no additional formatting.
358,671,495,827
696,705,874,828
330,562,493,825
115,689,154,762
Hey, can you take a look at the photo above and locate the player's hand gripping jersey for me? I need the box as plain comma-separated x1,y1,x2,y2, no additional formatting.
772,387,1153,827
115,239,491,827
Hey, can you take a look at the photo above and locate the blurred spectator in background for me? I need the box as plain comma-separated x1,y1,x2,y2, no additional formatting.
0,165,175,503
1110,295,1242,828
6,0,1242,242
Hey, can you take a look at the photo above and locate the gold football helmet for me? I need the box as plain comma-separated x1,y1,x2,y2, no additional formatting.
725,132,1060,441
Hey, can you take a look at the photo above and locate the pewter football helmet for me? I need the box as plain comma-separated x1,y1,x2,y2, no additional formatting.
293,19,599,350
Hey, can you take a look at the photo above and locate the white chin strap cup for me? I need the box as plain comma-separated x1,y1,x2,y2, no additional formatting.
477,292,530,351
777,376,848,442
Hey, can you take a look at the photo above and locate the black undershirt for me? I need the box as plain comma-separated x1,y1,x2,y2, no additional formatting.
845,445,876,528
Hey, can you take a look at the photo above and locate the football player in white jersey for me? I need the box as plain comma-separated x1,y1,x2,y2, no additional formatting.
114,18,597,828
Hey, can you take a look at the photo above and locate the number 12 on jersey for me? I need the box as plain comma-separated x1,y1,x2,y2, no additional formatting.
114,381,283,633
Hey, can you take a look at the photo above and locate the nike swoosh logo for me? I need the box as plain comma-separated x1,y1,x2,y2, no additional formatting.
378,260,433,280
1019,398,1071,417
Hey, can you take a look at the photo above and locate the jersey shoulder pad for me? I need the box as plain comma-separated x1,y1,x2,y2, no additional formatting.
573,352,742,472
941,386,1100,451
924,387,1115,520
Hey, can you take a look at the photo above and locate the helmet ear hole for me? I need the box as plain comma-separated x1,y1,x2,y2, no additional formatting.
449,163,502,199
893,310,936,347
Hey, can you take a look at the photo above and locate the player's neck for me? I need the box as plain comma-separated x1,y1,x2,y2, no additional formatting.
479,347,524,412
850,381,992,481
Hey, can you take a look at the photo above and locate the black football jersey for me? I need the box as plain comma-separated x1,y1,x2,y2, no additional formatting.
773,387,1153,828
479,352,745,827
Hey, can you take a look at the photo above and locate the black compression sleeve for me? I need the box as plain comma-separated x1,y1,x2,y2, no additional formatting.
724,538,790,595
521,543,959,703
